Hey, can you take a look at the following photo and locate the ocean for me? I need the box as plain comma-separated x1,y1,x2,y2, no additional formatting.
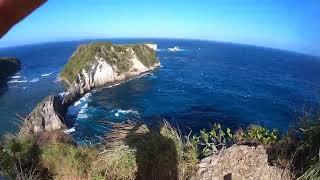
0,39,319,144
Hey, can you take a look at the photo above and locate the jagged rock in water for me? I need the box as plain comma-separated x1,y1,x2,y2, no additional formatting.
20,95,67,136
0,57,21,82
197,145,292,180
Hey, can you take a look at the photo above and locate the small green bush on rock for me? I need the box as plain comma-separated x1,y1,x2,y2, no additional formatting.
242,125,279,145
192,123,234,158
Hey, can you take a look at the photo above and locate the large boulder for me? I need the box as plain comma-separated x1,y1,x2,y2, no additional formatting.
197,145,292,180
20,95,67,136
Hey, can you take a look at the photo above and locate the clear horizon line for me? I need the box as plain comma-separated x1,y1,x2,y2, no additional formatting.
0,36,319,58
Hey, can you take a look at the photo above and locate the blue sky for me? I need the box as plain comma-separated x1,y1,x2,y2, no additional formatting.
0,0,319,56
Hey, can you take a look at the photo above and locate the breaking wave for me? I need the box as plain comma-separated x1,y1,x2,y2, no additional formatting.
112,109,140,117
41,72,53,77
168,46,183,52
29,78,40,83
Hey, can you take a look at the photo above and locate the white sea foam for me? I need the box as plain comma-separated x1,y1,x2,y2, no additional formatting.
8,80,28,83
59,92,66,97
11,75,21,79
54,76,62,82
168,46,182,52
74,93,92,106
29,78,40,83
64,127,75,134
113,109,139,117
41,72,53,77
77,104,89,119
67,93,92,119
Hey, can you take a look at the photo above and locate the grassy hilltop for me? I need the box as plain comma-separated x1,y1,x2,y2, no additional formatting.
60,42,159,85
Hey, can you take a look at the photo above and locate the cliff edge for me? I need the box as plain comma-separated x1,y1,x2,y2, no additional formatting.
0,57,21,82
20,42,160,135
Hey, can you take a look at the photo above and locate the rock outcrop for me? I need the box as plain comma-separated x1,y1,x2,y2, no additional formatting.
20,95,67,136
197,145,292,180
20,42,160,135
0,57,21,82
60,42,160,106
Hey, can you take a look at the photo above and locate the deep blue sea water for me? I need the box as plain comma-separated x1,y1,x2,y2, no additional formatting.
0,39,320,144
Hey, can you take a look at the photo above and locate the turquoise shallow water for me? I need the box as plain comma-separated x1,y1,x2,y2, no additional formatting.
0,39,320,144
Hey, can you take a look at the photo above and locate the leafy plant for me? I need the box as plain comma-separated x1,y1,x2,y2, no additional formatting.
294,112,320,179
192,123,234,158
0,136,40,179
243,125,279,145
40,143,96,179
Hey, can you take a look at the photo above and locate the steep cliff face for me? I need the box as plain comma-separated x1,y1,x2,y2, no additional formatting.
20,95,66,136
0,57,21,82
21,42,160,135
61,42,159,86
60,42,160,107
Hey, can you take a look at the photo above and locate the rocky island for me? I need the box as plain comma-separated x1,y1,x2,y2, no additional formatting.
20,42,160,136
0,57,21,82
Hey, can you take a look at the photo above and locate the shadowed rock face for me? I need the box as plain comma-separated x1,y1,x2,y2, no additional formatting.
197,145,292,180
0,57,21,96
20,95,67,136
20,43,160,136
0,57,20,82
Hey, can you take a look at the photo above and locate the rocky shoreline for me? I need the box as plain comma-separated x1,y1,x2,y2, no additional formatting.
19,42,160,138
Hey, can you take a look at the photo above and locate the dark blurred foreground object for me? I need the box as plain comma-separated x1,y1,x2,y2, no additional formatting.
0,57,21,81
0,0,47,38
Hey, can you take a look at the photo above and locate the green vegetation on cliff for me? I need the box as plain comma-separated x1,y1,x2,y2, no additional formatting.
0,57,21,81
132,44,159,68
0,121,197,179
2,114,320,179
60,42,159,84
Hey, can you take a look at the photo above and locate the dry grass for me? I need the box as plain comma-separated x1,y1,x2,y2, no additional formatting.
40,143,96,179
91,145,137,180
2,120,198,179
102,120,198,180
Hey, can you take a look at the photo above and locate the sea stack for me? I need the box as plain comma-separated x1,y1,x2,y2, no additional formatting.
60,42,160,107
20,42,160,135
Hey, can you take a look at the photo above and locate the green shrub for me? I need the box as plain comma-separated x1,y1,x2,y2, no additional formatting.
0,136,40,179
294,112,320,179
40,143,96,179
132,45,159,68
192,123,234,158
242,125,279,145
